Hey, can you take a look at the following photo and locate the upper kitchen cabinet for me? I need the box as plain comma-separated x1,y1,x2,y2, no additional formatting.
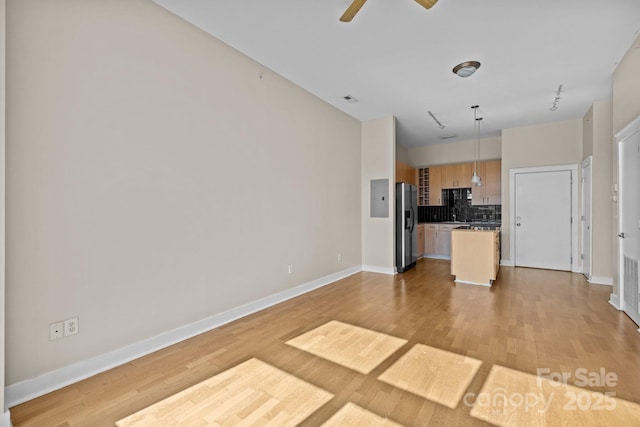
428,166,443,205
418,168,428,205
441,163,473,189
396,160,417,185
471,160,502,205
456,163,473,188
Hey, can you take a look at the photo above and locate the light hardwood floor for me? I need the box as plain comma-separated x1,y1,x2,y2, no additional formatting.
10,259,640,426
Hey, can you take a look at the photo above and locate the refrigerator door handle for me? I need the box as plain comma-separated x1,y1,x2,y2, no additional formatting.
409,207,415,232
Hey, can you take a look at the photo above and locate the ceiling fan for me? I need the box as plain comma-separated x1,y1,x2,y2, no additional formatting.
340,0,439,22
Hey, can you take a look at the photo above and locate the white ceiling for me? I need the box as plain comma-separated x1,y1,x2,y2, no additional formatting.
152,0,640,148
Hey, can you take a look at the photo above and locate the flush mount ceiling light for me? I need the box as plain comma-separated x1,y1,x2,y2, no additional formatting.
453,61,481,78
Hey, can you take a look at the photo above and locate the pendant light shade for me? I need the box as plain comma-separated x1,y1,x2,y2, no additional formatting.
471,172,482,186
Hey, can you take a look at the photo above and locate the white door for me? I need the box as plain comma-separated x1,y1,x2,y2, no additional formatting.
514,170,572,270
618,119,640,327
581,157,592,279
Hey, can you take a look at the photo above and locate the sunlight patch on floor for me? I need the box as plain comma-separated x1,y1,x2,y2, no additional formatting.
115,358,333,426
321,402,404,426
470,365,640,426
378,343,482,409
286,320,407,374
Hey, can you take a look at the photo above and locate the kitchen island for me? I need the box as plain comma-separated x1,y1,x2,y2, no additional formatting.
450,228,500,286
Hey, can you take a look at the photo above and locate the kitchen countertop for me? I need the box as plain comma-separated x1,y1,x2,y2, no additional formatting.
418,222,501,231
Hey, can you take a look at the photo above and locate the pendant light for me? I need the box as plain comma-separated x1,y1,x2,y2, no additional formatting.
471,105,483,186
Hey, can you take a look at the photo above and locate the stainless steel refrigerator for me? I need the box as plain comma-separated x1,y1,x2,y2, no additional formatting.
396,183,418,273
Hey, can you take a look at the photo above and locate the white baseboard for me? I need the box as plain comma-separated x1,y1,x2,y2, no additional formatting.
454,279,492,287
0,411,11,427
589,276,613,286
500,259,514,267
5,265,363,408
362,265,396,275
609,293,621,310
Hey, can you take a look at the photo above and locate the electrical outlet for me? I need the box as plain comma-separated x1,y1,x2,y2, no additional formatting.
49,322,64,340
64,317,79,337
288,264,294,275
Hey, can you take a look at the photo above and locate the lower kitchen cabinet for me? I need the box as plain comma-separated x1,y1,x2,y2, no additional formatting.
417,224,425,257
424,223,455,259
425,224,437,255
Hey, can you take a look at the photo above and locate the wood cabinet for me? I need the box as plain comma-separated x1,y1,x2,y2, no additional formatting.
425,224,437,255
471,160,501,205
396,161,417,185
441,164,456,189
436,224,456,256
456,163,473,188
424,223,455,259
451,229,500,286
424,160,501,207
484,160,502,204
418,168,428,206
442,163,472,188
427,166,443,205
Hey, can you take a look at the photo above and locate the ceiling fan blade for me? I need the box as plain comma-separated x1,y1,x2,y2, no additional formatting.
415,0,439,10
340,0,368,22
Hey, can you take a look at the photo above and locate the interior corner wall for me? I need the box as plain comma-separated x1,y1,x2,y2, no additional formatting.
362,116,396,273
5,0,361,388
583,106,594,158
501,119,583,264
613,33,640,133
395,144,408,164
407,137,501,168
0,0,6,419
590,100,614,283
612,31,640,298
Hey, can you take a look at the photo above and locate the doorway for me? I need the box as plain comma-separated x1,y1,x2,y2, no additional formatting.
581,157,592,280
509,164,578,271
617,116,640,328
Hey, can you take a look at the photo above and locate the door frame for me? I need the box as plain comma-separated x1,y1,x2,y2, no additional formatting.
509,164,579,272
581,156,593,280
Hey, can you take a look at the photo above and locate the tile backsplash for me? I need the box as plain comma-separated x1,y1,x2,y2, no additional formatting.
418,188,501,223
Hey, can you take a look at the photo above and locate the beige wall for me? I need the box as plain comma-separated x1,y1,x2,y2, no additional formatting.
407,137,501,168
6,0,361,385
362,117,395,272
613,33,640,133
0,0,5,416
611,32,640,298
395,144,408,164
587,100,614,282
583,106,594,157
501,119,583,262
